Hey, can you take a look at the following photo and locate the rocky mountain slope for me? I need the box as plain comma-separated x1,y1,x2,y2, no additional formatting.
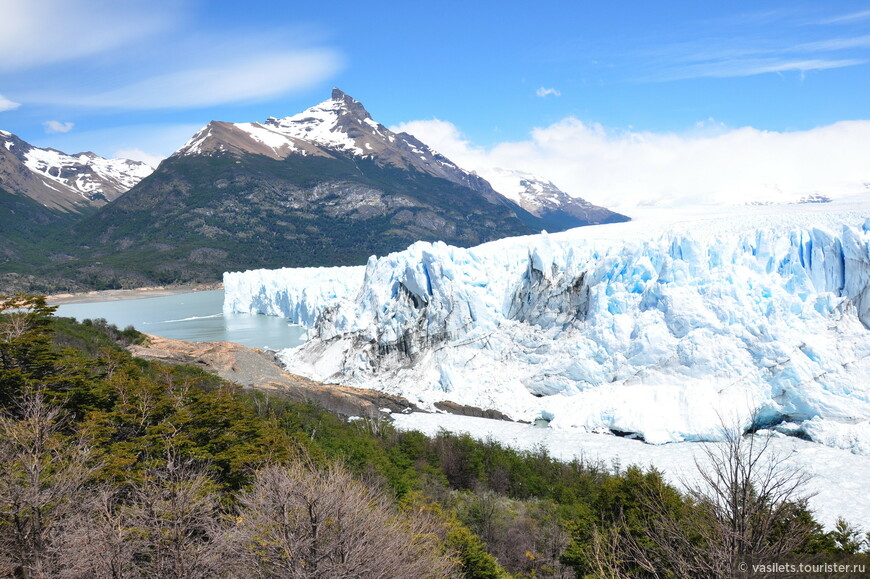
485,167,629,229
0,129,151,213
0,132,152,290
1,90,628,291
49,90,617,288
177,89,518,204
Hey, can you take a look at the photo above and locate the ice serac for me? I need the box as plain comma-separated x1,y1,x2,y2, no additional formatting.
225,205,870,453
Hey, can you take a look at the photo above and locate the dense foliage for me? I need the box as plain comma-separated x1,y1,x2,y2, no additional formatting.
1,295,867,578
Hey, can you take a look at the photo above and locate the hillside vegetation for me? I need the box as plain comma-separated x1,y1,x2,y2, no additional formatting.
1,151,547,293
1,294,867,578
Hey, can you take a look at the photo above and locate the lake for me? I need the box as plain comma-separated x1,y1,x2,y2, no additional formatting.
54,290,306,350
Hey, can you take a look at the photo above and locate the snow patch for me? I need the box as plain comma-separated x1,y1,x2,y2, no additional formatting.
264,97,365,155
235,122,299,155
22,143,152,200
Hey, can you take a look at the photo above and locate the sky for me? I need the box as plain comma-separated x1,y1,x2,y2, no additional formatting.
2,0,869,209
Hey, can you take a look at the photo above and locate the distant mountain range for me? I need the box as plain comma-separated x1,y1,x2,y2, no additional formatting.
485,167,630,231
0,129,151,213
0,89,628,292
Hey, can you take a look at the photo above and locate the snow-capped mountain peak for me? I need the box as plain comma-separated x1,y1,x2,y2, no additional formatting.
484,167,629,226
172,89,629,227
0,130,153,212
489,168,573,208
174,89,506,201
262,88,381,156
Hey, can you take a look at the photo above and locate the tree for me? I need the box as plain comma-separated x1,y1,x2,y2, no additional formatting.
0,295,58,408
689,423,817,573
123,456,228,578
0,394,96,578
586,420,819,578
53,484,143,579
229,460,458,578
827,518,866,555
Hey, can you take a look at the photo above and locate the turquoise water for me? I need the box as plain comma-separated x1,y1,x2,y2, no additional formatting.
54,290,306,350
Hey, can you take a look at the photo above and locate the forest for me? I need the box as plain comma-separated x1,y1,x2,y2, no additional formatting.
1,294,867,578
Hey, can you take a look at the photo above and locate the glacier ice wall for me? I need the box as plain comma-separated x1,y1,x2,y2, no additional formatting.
223,265,366,327
225,207,870,452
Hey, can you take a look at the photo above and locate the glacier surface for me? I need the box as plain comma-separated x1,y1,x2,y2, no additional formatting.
224,202,870,453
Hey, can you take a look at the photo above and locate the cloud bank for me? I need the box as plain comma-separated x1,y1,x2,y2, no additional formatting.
393,118,870,211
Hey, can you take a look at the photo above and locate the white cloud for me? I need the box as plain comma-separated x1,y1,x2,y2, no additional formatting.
392,118,870,212
0,94,19,111
1,1,343,110
56,50,343,110
114,148,164,169
666,57,866,80
630,8,870,82
43,120,74,134
794,35,870,52
535,87,561,98
821,10,870,25
0,0,179,72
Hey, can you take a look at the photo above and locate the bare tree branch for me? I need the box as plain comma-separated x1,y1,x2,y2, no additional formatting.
228,460,458,578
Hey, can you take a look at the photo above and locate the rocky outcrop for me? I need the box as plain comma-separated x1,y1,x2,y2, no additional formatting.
128,335,419,419
129,335,519,422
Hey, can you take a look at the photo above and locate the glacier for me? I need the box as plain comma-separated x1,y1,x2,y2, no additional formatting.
224,202,870,453
224,265,365,328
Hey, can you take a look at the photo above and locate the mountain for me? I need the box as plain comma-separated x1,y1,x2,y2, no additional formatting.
0,131,153,291
45,89,622,289
227,203,870,454
176,89,515,204
484,168,629,229
0,129,152,213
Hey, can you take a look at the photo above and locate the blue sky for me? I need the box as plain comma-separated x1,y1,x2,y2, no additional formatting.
1,0,869,207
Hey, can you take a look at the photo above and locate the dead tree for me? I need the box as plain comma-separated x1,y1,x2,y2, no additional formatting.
124,456,228,579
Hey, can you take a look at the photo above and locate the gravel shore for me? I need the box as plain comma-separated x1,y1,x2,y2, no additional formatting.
45,282,223,305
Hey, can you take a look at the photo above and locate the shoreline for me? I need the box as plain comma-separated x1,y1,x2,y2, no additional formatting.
45,282,223,305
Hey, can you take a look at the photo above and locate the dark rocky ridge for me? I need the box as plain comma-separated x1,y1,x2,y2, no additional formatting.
54,152,545,288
